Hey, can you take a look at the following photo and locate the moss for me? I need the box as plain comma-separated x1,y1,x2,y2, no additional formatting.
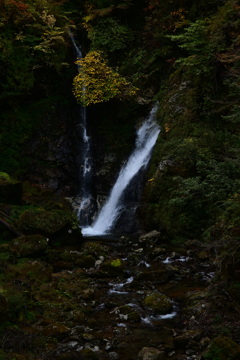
203,336,240,360
16,207,82,245
82,241,107,257
10,235,49,258
6,260,52,285
0,172,17,185
144,291,172,314
110,258,122,267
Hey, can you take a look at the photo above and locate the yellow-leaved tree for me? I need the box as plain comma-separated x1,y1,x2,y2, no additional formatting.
73,51,138,106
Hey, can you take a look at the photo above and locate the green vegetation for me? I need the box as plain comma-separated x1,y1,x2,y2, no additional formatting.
0,0,240,358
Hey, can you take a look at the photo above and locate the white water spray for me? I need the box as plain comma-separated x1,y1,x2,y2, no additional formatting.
82,105,160,236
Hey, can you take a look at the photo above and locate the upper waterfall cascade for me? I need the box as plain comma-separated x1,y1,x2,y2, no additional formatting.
70,33,94,226
82,104,160,236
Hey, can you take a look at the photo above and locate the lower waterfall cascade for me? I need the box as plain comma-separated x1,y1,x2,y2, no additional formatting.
82,104,160,236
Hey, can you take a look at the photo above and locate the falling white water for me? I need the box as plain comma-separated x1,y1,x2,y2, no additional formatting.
82,104,160,236
70,32,94,226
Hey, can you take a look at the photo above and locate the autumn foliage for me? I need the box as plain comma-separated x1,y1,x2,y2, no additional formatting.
73,50,138,106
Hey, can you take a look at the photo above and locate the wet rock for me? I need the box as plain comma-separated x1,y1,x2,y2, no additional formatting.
173,330,203,348
10,234,49,257
82,241,108,257
118,305,141,323
151,247,167,256
139,231,161,244
144,291,172,314
62,251,95,269
136,266,177,283
138,346,164,360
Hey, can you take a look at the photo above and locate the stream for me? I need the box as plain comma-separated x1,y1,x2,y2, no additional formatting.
42,232,214,360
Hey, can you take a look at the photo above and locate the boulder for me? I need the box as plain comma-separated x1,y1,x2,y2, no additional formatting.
144,291,172,314
17,208,82,245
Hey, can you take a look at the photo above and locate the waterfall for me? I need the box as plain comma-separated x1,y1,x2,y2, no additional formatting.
70,33,95,226
82,104,160,236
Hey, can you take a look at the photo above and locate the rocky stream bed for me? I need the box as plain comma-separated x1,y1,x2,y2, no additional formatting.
1,229,232,360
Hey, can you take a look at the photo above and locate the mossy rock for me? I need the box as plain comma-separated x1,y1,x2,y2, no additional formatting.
100,258,124,277
17,208,82,245
119,305,141,323
0,172,22,205
10,234,49,257
7,260,53,284
82,241,107,257
144,291,172,314
202,336,240,360
62,250,95,269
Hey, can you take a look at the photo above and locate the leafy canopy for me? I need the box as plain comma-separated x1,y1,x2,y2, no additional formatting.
73,50,138,106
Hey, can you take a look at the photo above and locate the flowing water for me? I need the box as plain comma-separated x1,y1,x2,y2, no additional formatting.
70,33,94,226
82,105,160,236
